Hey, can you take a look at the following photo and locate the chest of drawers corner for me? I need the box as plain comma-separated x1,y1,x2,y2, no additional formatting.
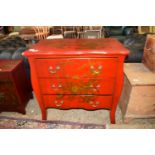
23,38,129,124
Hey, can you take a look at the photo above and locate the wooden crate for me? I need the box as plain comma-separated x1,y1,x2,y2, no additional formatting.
142,34,155,72
119,63,155,122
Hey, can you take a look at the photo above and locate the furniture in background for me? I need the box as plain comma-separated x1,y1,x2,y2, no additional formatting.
49,26,103,39
76,26,103,39
47,34,64,39
119,63,155,123
104,26,136,42
19,27,37,46
50,26,63,35
103,27,148,63
47,26,64,39
1,26,14,35
123,34,146,63
0,60,32,113
76,26,85,38
81,26,102,39
0,36,27,49
63,26,77,38
19,26,50,45
0,27,6,40
0,36,31,88
33,26,50,40
142,34,155,72
138,26,153,34
0,26,149,64
23,38,129,124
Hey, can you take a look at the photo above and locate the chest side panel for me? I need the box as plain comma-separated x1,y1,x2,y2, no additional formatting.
0,81,18,107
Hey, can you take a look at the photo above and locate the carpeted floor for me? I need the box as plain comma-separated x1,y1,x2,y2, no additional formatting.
0,116,105,129
0,93,155,129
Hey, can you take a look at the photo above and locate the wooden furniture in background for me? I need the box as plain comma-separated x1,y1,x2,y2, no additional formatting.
119,63,155,123
23,38,129,124
33,26,50,40
0,60,32,113
83,27,103,39
76,26,85,38
63,26,77,38
138,26,153,34
51,26,63,35
142,34,155,72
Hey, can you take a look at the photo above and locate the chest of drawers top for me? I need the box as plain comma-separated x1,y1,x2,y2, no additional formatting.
0,60,22,72
23,38,129,57
0,60,22,81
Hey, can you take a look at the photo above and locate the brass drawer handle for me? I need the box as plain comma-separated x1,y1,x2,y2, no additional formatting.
90,65,103,70
89,84,101,88
49,70,57,74
56,66,60,70
51,84,56,88
48,66,60,74
90,65,95,69
96,85,101,88
89,101,100,107
89,84,93,88
51,84,63,88
98,65,103,70
58,84,62,88
54,100,64,107
90,65,103,75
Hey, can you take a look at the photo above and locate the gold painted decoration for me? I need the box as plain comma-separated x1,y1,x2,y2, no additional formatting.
49,58,104,107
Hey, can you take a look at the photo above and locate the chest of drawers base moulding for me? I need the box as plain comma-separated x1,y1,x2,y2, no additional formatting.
23,38,129,124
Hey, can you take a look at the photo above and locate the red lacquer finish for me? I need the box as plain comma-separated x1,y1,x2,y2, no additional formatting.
23,38,129,123
39,78,115,95
35,58,118,78
43,95,113,109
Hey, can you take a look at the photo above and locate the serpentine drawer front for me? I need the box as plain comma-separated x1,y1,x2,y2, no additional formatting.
35,58,118,78
23,38,129,124
43,95,112,109
39,78,115,95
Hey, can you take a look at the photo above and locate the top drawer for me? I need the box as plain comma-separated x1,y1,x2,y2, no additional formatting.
35,58,118,78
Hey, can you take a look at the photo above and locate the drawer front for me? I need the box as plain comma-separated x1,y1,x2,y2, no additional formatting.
35,58,118,78
43,95,112,110
39,78,115,95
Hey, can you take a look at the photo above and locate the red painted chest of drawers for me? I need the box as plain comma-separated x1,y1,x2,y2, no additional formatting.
0,60,32,114
24,38,129,123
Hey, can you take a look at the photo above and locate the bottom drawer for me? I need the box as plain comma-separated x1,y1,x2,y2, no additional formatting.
43,95,112,110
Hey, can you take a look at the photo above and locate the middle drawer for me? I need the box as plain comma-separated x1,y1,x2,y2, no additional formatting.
39,78,115,95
